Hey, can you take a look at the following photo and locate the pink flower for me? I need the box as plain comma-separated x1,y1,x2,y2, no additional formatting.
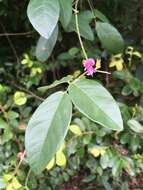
17,150,26,160
83,58,96,76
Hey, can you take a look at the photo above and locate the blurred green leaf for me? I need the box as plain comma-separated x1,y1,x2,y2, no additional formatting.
27,0,60,38
0,178,6,189
128,119,143,133
96,22,124,53
94,9,109,22
100,153,109,169
0,118,8,129
121,85,133,96
36,25,58,62
67,11,94,41
59,0,72,28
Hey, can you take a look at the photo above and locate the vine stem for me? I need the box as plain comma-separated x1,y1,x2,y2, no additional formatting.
74,0,111,78
0,31,34,37
11,150,26,179
74,0,88,60
96,70,111,74
25,169,31,188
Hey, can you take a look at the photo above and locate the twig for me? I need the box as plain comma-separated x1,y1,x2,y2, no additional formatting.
11,82,44,101
96,70,111,75
87,0,96,19
12,150,26,178
25,169,31,188
0,22,20,64
0,31,34,37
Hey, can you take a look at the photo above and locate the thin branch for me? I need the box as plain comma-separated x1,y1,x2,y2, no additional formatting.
12,83,44,101
12,150,26,178
25,169,31,188
0,31,34,37
0,22,20,64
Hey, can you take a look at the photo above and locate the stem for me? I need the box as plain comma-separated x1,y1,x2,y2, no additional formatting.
0,31,34,37
87,0,96,19
25,169,31,188
11,82,44,101
0,22,20,64
96,70,111,75
12,150,26,178
75,0,88,60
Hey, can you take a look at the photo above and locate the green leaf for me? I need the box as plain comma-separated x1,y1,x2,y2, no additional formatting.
0,118,8,129
100,153,109,169
59,0,72,28
127,119,143,133
27,0,60,39
25,91,72,174
130,78,141,91
67,11,94,41
121,85,132,96
0,178,6,189
68,47,79,56
38,75,73,92
96,22,124,54
2,127,13,144
94,9,109,23
121,182,129,190
112,158,122,177
68,79,123,131
7,111,19,120
113,71,132,82
36,25,58,62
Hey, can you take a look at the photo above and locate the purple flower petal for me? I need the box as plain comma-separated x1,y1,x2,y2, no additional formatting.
83,58,96,76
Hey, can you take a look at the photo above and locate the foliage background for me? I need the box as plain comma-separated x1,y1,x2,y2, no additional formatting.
0,0,143,189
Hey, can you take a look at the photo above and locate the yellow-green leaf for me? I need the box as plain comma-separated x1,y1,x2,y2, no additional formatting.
46,157,55,170
100,149,106,156
58,143,66,152
56,151,66,166
90,147,100,157
69,125,82,136
133,51,142,58
14,91,27,106
96,59,101,70
3,174,12,182
6,177,22,190
109,54,124,71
